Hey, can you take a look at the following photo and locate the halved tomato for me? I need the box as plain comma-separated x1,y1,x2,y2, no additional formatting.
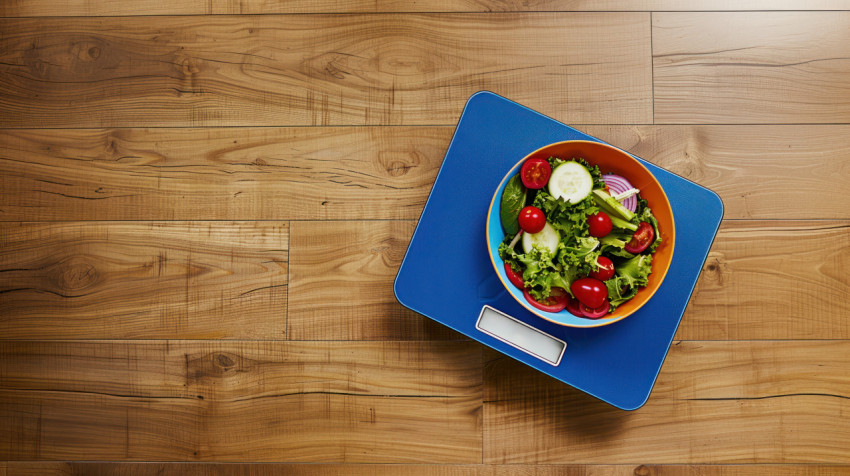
523,287,568,313
625,222,655,254
504,263,524,289
565,296,584,317
580,300,610,319
520,158,551,190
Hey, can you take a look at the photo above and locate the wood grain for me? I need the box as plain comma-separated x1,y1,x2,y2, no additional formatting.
3,463,850,476
4,125,850,222
3,218,843,342
0,127,448,221
288,221,459,341
4,0,850,16
654,12,850,124
484,341,850,464
679,221,850,340
0,14,651,128
0,340,482,461
581,125,850,220
289,220,850,341
0,222,288,339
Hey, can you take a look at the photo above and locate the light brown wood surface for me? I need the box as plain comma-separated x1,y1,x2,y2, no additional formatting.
4,463,850,476
0,341,482,462
1,222,288,339
3,125,849,221
1,4,849,474
653,12,850,124
5,0,850,16
0,14,651,128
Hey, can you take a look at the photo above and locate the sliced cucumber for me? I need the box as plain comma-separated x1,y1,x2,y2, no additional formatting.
609,214,638,232
592,189,635,221
548,161,593,204
522,222,560,255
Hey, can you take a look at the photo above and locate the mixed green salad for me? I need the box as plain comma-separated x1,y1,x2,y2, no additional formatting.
497,156,661,319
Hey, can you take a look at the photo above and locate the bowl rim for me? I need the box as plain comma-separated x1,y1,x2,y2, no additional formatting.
486,140,676,328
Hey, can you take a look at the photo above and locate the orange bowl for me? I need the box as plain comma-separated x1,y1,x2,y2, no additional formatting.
486,140,675,327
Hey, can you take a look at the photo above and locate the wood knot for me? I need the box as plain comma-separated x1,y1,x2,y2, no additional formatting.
51,257,99,292
181,57,200,75
252,158,267,166
88,46,101,59
666,139,704,181
701,254,727,287
216,353,236,368
633,465,651,476
377,149,421,178
370,236,404,263
303,51,365,82
186,352,251,383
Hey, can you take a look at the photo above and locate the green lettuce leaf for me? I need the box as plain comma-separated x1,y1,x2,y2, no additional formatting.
499,174,526,235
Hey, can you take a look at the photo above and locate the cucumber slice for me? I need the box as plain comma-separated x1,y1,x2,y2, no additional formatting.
522,222,560,255
548,161,593,204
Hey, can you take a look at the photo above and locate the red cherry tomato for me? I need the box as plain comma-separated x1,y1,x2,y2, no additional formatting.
504,263,524,289
624,222,656,254
565,296,584,317
520,158,551,190
523,287,568,313
570,277,608,309
590,256,615,281
580,300,610,319
587,212,613,237
517,206,546,233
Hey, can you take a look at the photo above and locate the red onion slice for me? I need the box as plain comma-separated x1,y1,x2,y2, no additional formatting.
602,174,638,212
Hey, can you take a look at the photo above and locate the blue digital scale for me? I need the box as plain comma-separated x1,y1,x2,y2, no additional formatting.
394,92,723,410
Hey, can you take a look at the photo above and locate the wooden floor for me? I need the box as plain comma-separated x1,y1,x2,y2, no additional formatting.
1,1,849,474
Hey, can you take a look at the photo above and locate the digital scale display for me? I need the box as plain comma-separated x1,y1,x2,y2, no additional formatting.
476,306,566,366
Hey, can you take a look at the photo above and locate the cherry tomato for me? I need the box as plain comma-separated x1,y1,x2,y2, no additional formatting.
523,287,568,313
570,277,608,309
520,158,551,190
517,206,546,233
504,263,524,289
565,296,584,317
624,222,656,254
587,212,613,237
580,300,610,319
590,256,615,281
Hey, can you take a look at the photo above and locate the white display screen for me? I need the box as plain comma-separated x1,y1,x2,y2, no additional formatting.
476,305,566,366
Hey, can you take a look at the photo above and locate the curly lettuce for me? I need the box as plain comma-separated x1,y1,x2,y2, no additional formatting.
605,254,653,309
497,157,658,312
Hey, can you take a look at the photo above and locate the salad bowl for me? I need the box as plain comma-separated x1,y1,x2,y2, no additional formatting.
486,140,675,328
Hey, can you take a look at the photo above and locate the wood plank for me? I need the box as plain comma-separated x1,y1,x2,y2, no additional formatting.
3,463,850,476
5,0,850,16
0,340,482,462
0,14,651,128
8,220,840,342
654,12,850,124
581,125,850,220
289,220,850,340
0,222,287,339
679,220,850,340
288,221,460,340
484,341,850,464
0,127,448,221
4,125,849,222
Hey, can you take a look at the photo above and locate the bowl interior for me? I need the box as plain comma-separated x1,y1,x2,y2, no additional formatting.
486,140,675,328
